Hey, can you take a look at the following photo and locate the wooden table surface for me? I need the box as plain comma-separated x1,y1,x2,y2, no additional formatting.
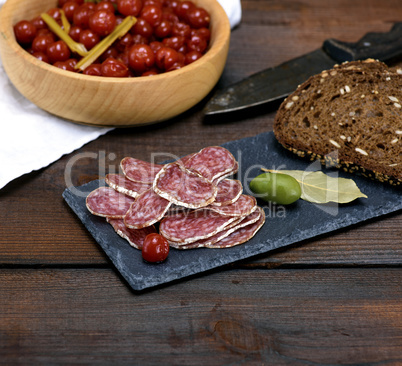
1,0,401,364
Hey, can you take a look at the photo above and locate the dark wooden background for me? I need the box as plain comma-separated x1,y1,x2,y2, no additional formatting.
1,0,401,364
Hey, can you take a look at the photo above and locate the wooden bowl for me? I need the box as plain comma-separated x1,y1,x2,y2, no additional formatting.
0,0,230,127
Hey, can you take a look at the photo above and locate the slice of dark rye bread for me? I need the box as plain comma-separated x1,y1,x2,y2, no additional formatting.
274,59,402,186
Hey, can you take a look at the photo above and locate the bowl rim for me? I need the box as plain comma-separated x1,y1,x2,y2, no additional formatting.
0,0,231,84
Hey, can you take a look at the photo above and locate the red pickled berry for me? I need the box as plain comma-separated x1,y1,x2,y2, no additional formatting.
131,34,149,45
101,57,129,77
115,33,133,52
142,233,169,263
174,1,195,21
31,16,47,30
53,60,75,71
141,68,159,76
79,29,100,50
14,20,37,44
89,10,116,36
68,25,83,42
117,0,143,17
99,46,119,62
191,27,210,41
32,34,54,53
58,0,83,7
184,50,202,64
83,63,103,76
149,40,164,54
31,51,49,63
95,1,116,13
128,44,155,73
47,8,62,22
155,46,180,70
187,34,207,53
171,21,191,38
178,44,187,54
118,50,130,66
162,35,185,51
73,3,95,28
132,18,153,39
140,4,162,27
46,40,70,63
161,8,179,23
154,19,172,38
164,0,179,10
62,1,80,22
143,0,162,7
36,28,54,38
173,52,186,71
115,15,125,26
187,6,210,29
66,58,78,68
167,61,182,72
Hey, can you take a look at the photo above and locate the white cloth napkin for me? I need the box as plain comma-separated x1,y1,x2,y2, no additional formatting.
0,0,241,190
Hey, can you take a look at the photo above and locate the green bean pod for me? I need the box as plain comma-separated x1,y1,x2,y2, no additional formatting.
249,172,301,205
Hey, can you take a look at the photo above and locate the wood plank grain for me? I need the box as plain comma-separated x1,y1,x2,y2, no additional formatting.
1,0,401,267
0,268,400,365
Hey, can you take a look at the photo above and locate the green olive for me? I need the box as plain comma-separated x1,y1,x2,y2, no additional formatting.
249,172,301,205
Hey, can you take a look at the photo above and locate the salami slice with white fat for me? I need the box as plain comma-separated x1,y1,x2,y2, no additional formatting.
207,209,265,249
171,207,263,249
86,187,135,218
165,204,188,216
107,218,157,250
153,163,217,209
184,146,237,182
106,174,151,198
212,179,243,206
159,208,238,244
212,161,239,184
124,189,171,229
121,157,163,184
209,195,257,217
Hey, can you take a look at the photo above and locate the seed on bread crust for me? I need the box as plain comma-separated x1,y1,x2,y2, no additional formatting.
329,139,341,148
355,148,368,156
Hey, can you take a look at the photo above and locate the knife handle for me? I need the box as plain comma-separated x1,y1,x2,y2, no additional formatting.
323,22,402,63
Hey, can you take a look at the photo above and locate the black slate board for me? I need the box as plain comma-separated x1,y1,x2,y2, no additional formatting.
62,131,402,291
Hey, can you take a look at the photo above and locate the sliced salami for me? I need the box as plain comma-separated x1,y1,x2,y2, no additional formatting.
172,207,263,249
86,145,266,253
153,163,217,209
165,204,189,216
169,216,245,249
106,174,151,198
184,146,237,182
212,179,243,206
120,157,163,184
212,161,239,184
209,195,257,217
207,209,265,249
124,189,171,229
107,218,157,250
159,208,238,244
86,187,135,218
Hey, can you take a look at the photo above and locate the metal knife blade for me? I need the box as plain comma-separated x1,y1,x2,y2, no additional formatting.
204,22,402,115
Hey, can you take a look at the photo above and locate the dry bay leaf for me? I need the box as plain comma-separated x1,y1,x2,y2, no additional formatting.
262,169,367,204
